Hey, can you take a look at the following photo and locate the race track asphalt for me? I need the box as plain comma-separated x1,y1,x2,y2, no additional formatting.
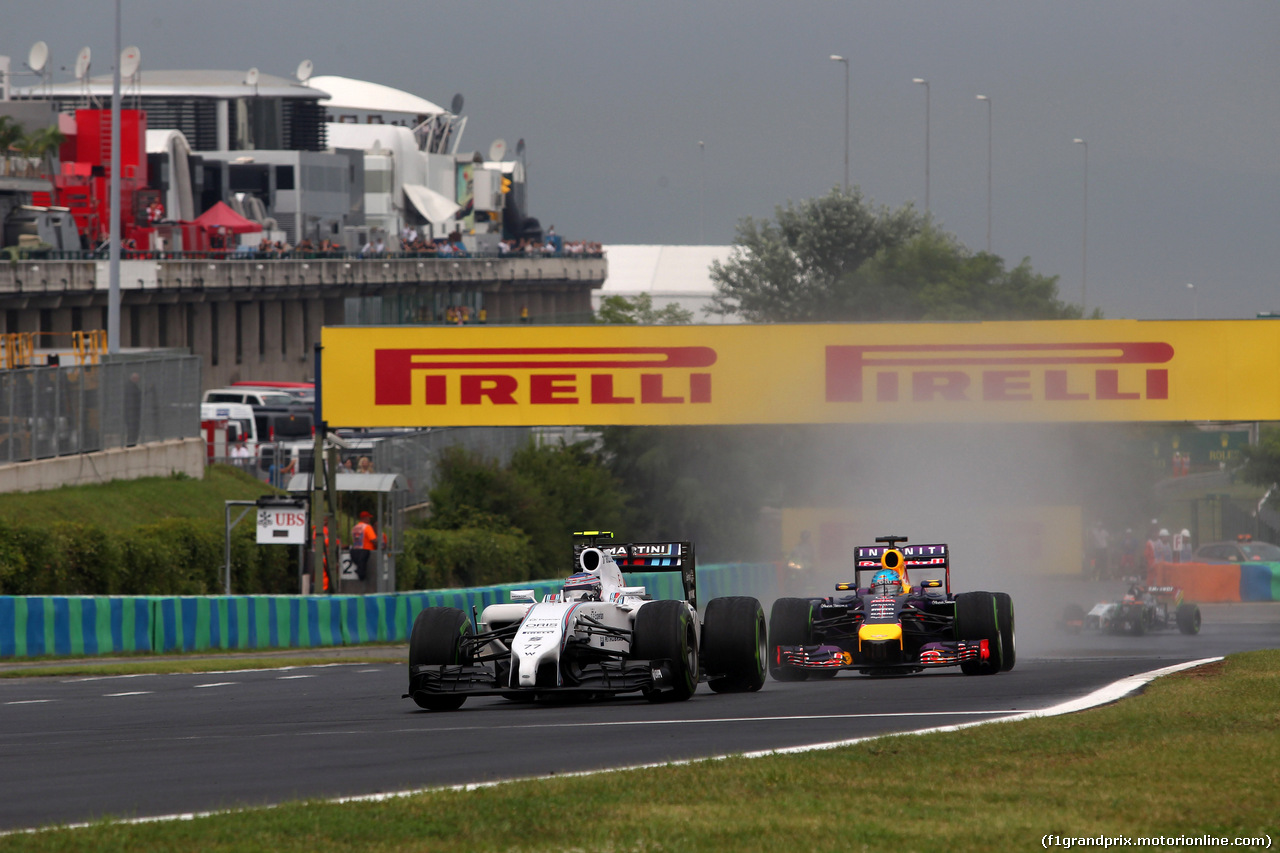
1,601,1275,832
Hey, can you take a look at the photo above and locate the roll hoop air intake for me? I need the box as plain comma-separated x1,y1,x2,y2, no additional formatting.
579,547,604,572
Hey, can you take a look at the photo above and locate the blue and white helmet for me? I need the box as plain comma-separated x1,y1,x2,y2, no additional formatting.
563,571,602,600
871,569,902,597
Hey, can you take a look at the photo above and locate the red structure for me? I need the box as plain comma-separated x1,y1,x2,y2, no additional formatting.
32,109,150,245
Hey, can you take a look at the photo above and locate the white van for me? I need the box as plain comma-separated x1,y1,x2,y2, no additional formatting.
200,402,259,454
202,388,297,408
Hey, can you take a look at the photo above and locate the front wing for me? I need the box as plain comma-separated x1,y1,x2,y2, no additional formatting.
407,657,680,700
777,638,991,673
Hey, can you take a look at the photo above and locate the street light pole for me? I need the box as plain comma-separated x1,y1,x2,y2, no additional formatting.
976,95,992,253
1187,282,1198,319
108,0,122,352
913,78,930,217
830,55,849,192
1073,138,1088,315
698,140,705,244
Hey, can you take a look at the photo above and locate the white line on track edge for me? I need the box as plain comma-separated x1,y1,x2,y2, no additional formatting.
1,656,1225,836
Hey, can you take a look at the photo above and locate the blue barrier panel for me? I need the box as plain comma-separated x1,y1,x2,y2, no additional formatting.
697,563,778,602
0,564,779,659
1239,563,1280,602
0,596,153,658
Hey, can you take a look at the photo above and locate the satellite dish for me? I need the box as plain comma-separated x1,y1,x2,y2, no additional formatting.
295,59,313,83
450,93,464,114
245,67,259,87
120,46,141,79
74,46,92,81
27,41,48,73
488,139,507,161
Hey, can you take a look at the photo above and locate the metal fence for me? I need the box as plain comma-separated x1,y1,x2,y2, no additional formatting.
372,427,536,506
0,355,201,464
213,426,585,508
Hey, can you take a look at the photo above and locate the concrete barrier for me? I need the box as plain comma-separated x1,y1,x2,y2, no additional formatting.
0,437,206,494
0,563,778,658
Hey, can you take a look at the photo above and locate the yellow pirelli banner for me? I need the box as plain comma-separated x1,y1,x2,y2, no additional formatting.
320,320,1280,427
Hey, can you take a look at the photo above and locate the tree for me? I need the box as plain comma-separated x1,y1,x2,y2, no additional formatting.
18,125,64,177
1240,428,1280,505
424,440,630,576
0,116,24,154
597,292,694,325
709,187,1083,322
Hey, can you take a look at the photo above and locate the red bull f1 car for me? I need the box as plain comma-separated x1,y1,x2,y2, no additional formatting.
1062,582,1201,636
405,532,767,710
770,535,1015,679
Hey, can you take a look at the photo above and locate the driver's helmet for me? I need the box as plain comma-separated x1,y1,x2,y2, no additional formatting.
563,571,602,601
870,569,903,597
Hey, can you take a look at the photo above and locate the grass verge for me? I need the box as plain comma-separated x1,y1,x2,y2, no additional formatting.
3,651,1277,852
0,465,272,532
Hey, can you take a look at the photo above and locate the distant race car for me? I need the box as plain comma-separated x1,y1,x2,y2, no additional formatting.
1062,582,1201,636
405,532,767,710
769,535,1014,679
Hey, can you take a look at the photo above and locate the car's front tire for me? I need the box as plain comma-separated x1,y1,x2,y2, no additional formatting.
408,607,472,711
994,592,1016,671
768,597,814,682
702,596,767,693
1176,603,1202,635
955,591,1003,675
633,600,699,702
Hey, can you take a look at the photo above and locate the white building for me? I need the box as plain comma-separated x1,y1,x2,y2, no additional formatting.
597,245,740,323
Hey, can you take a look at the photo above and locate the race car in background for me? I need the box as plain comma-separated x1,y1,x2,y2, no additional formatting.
770,535,1015,679
1062,582,1201,636
405,532,767,710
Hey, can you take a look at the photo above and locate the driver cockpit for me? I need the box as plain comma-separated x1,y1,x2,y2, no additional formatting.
563,571,603,602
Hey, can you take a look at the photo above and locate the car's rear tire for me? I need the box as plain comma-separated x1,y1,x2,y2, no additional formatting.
955,592,1003,675
702,596,767,693
768,597,814,682
408,607,472,711
994,592,1016,671
633,600,699,702
1176,603,1202,635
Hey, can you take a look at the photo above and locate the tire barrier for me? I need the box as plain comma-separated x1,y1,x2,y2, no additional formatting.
1147,561,1280,603
0,563,778,659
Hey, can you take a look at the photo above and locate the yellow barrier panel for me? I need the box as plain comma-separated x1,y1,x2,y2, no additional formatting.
321,320,1280,427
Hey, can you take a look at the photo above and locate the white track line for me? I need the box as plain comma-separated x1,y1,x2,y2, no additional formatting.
103,692,153,697
192,682,238,689
2,656,1224,836
3,699,53,705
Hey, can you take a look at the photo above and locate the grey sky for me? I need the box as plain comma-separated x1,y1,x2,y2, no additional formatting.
6,1,1278,320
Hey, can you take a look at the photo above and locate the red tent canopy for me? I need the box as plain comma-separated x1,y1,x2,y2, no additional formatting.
191,201,262,234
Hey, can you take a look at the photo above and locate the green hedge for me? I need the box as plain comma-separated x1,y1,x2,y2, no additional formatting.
397,527,537,591
0,518,296,596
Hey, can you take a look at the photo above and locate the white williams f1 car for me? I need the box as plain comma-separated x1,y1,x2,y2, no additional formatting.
405,533,768,711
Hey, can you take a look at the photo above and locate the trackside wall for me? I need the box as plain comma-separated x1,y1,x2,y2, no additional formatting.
0,562,777,658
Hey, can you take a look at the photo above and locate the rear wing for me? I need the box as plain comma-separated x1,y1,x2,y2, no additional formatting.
852,543,951,595
573,531,698,609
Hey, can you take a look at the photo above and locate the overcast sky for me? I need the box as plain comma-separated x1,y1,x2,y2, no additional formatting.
5,1,1278,320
